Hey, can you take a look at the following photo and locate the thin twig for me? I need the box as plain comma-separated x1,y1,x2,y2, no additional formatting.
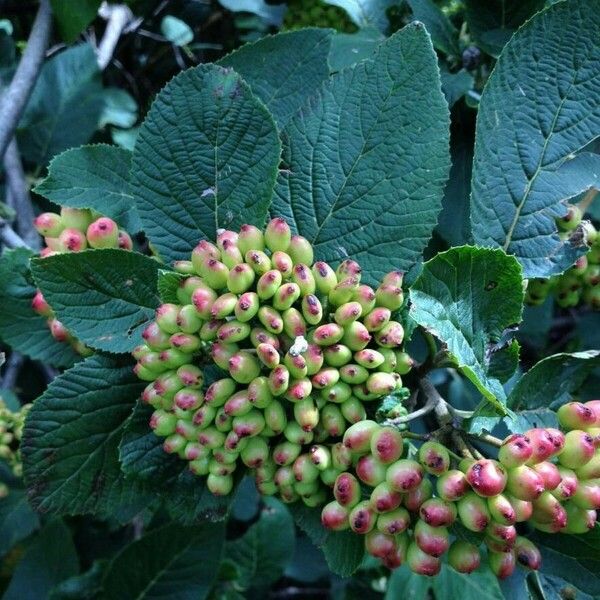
0,219,29,248
0,0,52,161
451,430,473,460
0,352,24,391
468,432,503,448
97,3,134,70
383,392,438,426
4,139,40,250
401,431,430,441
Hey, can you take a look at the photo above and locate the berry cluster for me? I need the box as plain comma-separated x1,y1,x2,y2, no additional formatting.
31,207,133,354
283,0,357,32
526,206,599,309
321,402,600,577
0,397,31,496
132,217,411,500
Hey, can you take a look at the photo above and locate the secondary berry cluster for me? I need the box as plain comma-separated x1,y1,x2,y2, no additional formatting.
526,205,599,309
0,397,31,495
321,402,600,577
31,207,133,355
132,217,410,500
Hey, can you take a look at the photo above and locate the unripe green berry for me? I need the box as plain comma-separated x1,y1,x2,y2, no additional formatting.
257,270,282,299
312,261,337,294
488,549,516,580
321,500,350,531
282,307,307,338
323,344,352,367
288,235,313,265
457,491,491,532
245,249,271,275
271,251,293,277
227,263,255,294
448,540,480,574
340,397,366,423
264,400,287,434
349,500,376,534
407,542,441,576
258,306,284,334
238,224,264,254
265,217,291,252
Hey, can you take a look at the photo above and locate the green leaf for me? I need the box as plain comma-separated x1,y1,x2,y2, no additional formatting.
289,502,364,577
0,489,40,558
99,88,138,129
50,561,108,600
488,339,520,383
436,123,474,247
226,498,295,590
328,28,383,72
35,144,141,233
406,0,460,56
119,402,232,524
440,67,475,108
31,249,161,353
2,519,79,600
529,527,600,596
101,521,225,600
325,0,394,32
157,269,186,304
131,63,281,263
0,249,79,368
17,44,103,166
160,15,194,46
431,563,504,600
22,354,152,519
508,350,600,410
470,0,600,278
218,28,333,127
409,246,524,413
384,566,430,599
536,573,594,600
464,0,544,57
50,0,101,42
273,24,450,283
217,0,286,27
467,407,558,436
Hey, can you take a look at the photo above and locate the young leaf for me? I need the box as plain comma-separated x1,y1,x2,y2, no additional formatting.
34,144,141,232
409,246,523,413
470,0,600,278
288,502,364,577
22,354,153,519
0,489,41,559
17,44,104,165
226,498,295,590
273,23,450,283
157,269,186,304
218,28,333,127
529,528,600,596
101,521,225,600
325,0,394,32
31,249,161,353
406,0,460,56
131,64,281,263
2,519,79,600
0,249,79,368
508,350,600,410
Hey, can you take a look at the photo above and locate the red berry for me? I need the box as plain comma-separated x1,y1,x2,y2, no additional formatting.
465,459,507,497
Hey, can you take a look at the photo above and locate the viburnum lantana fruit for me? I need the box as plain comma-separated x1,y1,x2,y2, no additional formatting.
526,205,600,309
0,397,30,493
31,207,133,355
131,217,600,581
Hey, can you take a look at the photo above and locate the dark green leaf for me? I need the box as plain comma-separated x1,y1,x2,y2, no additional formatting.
35,145,141,233
488,339,520,383
50,561,108,600
31,249,161,353
289,502,364,577
440,68,475,108
218,28,333,127
508,350,600,410
156,270,186,304
407,0,460,56
431,563,503,600
2,519,78,600
22,354,152,519
226,498,295,590
101,521,225,600
328,28,383,72
409,246,523,412
325,0,394,32
131,64,281,263
529,527,600,596
0,249,79,368
470,0,600,278
0,489,40,558
18,44,103,165
384,566,430,599
536,573,594,600
50,0,101,42
231,476,260,522
273,24,450,283
464,0,544,56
